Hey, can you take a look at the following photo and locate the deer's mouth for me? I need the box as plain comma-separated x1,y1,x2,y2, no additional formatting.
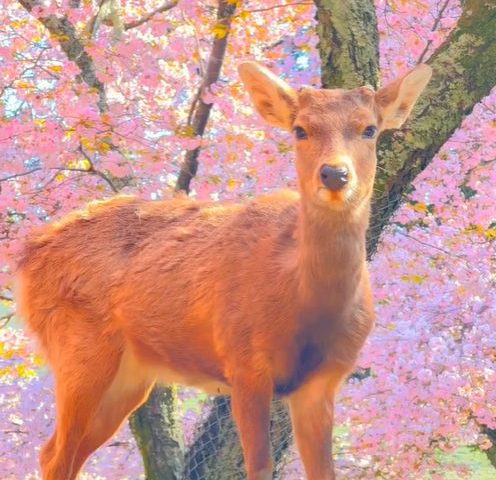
316,180,358,209
317,188,346,209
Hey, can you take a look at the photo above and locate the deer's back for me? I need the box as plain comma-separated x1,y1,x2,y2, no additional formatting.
17,193,301,378
18,196,224,308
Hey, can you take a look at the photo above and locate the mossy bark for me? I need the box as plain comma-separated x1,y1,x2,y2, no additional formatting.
129,386,184,480
314,0,380,89
368,0,496,256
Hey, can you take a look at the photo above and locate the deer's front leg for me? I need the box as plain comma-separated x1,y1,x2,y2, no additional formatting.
288,367,349,480
231,372,273,480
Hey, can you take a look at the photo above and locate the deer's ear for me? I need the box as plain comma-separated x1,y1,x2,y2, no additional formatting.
238,61,297,130
376,65,432,131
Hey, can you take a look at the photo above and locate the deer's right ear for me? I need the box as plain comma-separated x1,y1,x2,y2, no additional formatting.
376,64,432,131
238,62,297,131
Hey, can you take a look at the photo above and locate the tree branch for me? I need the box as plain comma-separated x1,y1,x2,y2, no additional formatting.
417,0,452,64
78,145,122,193
240,2,313,15
125,0,180,30
0,168,42,183
174,0,237,194
395,230,488,276
17,0,108,113
368,0,496,257
91,0,125,40
0,312,14,329
459,157,496,197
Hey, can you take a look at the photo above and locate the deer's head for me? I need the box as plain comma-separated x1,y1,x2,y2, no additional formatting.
239,62,432,212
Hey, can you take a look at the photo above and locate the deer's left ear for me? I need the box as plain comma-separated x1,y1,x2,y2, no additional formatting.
238,61,297,130
376,65,432,131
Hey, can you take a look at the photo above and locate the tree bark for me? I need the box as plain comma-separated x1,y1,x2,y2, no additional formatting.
129,385,184,480
17,0,108,112
368,0,496,256
175,0,238,194
184,397,242,480
314,0,380,89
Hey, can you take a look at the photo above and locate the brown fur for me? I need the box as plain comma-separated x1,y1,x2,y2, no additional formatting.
17,62,431,480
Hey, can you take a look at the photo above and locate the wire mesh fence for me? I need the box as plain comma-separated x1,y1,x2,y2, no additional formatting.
179,394,295,480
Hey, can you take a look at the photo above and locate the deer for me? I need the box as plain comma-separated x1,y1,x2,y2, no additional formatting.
17,61,432,480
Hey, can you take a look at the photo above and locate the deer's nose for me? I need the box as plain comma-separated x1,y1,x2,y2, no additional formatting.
320,165,349,191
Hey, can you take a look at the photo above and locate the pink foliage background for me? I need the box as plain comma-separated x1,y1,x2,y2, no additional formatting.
0,0,495,478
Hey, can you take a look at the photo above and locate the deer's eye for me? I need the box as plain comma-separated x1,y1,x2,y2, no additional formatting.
362,125,377,139
293,126,308,140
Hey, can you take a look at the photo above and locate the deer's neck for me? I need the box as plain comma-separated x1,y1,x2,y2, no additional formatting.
296,199,369,313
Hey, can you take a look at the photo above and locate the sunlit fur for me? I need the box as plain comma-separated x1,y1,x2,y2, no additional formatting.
18,62,431,480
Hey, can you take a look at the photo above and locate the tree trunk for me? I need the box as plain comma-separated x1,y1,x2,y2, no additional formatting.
314,0,380,89
184,397,243,480
368,0,496,256
316,0,496,465
129,385,184,480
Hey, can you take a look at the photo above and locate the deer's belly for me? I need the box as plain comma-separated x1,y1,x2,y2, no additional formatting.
115,345,231,397
152,365,232,395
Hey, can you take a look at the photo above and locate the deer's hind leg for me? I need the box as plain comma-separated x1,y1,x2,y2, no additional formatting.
68,349,154,480
40,320,126,480
40,432,57,474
